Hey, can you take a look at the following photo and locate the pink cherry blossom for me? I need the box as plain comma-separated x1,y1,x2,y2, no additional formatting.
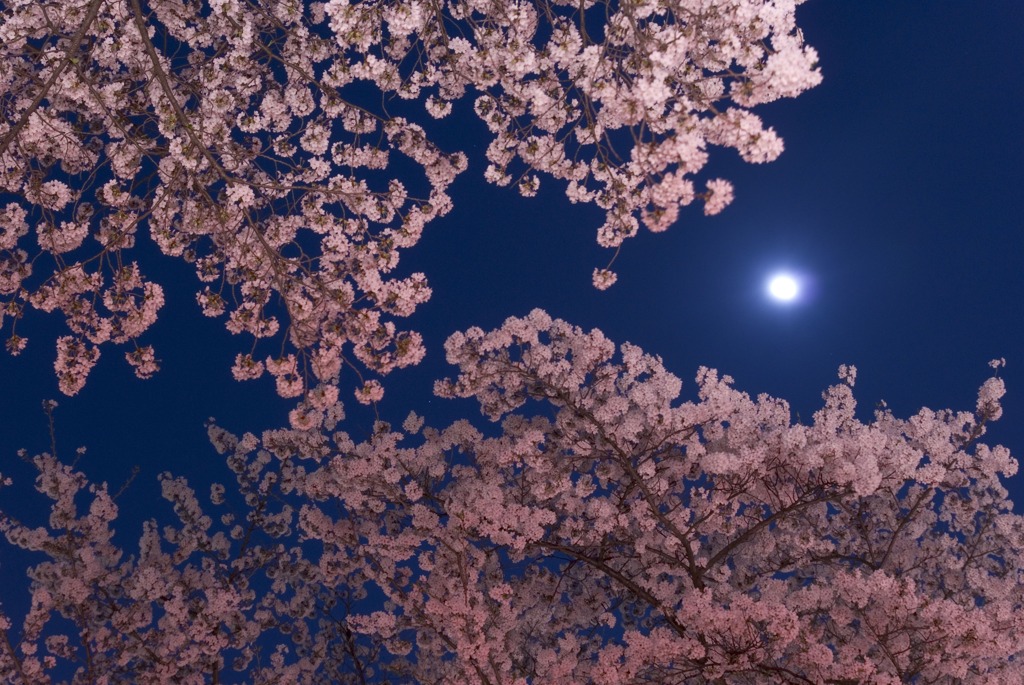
4,314,1023,682
0,0,820,404
3,1,1016,683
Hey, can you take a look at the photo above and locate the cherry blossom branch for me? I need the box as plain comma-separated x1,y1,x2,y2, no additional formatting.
0,0,104,159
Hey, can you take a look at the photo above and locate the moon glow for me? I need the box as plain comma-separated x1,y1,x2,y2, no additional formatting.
768,274,799,301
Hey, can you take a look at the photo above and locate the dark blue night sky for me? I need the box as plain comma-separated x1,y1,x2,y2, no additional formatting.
2,0,1023,622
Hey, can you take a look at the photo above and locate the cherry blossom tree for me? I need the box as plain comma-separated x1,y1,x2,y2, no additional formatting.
0,0,821,403
5,0,1023,683
2,313,1023,683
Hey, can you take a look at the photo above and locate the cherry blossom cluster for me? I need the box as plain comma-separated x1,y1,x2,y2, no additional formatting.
3,315,1022,682
320,0,821,283
1,0,819,401
438,0,822,284
0,412,385,684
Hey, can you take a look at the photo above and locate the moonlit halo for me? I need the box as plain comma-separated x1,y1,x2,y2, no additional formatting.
768,273,799,301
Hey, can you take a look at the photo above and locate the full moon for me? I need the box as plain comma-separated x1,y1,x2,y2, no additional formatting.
767,274,799,301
